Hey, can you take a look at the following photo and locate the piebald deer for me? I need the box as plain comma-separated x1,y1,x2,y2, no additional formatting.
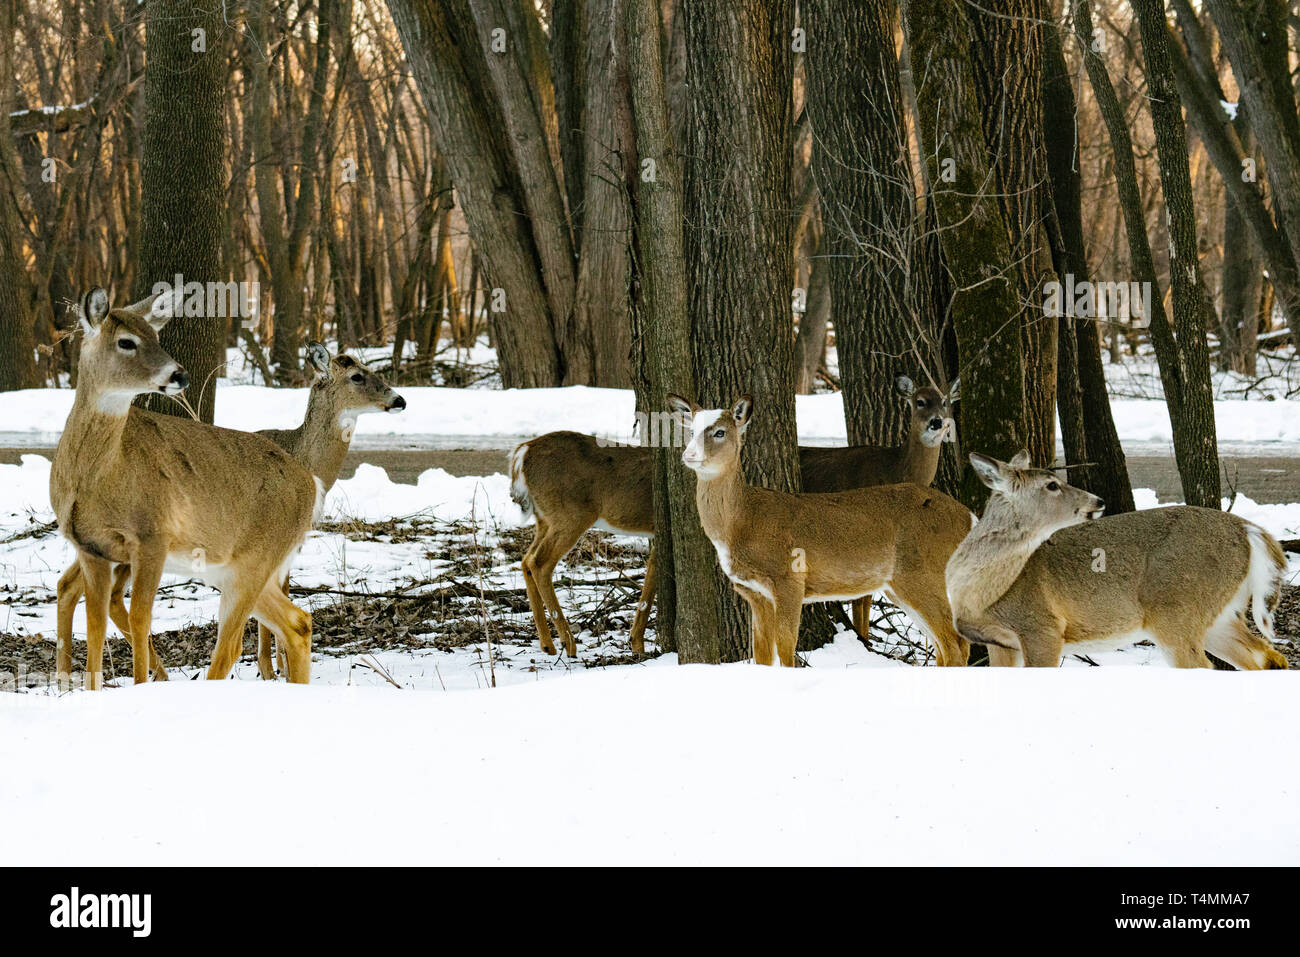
50,288,321,688
54,342,405,682
667,393,973,666
946,451,1289,669
509,376,958,658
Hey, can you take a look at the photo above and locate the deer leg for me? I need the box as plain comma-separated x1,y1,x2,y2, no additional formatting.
520,517,558,655
55,561,85,688
628,546,656,655
78,553,113,691
737,587,777,666
126,549,166,685
850,597,869,638
109,564,166,680
772,583,805,668
987,646,1024,667
253,584,313,684
1020,630,1067,667
275,574,290,676
207,586,263,681
257,574,291,680
527,517,593,658
885,582,970,667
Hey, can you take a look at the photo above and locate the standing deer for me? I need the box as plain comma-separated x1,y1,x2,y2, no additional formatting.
510,377,957,657
800,375,955,634
666,393,973,666
946,451,1289,669
50,288,321,689
510,376,957,658
54,341,405,682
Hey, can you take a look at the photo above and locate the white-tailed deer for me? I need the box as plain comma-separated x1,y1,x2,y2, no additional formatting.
946,451,1289,669
54,341,405,682
666,393,973,666
49,288,321,689
510,376,958,658
800,375,955,634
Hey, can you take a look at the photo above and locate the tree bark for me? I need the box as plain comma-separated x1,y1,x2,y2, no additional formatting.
1132,0,1221,508
626,0,719,660
0,0,36,392
134,0,226,423
683,0,798,662
901,0,1029,508
1042,11,1134,513
805,0,923,444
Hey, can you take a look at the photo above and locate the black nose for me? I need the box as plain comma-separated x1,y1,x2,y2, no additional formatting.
929,417,943,429
392,395,406,410
170,369,190,391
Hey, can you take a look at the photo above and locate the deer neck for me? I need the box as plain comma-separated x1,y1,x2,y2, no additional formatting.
946,497,1058,618
62,387,133,461
295,385,355,489
897,427,941,485
692,459,748,547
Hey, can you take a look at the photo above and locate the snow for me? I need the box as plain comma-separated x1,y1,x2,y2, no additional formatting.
9,384,1300,449
1,665,1295,865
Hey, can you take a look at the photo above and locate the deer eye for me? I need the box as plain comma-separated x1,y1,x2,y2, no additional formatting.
117,338,138,352
713,428,725,439
350,373,364,383
1046,481,1060,492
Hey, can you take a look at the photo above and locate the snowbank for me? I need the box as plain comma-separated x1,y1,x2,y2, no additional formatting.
8,383,1300,446
1,666,1294,865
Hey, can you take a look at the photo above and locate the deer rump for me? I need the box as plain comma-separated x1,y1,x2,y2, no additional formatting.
987,506,1285,666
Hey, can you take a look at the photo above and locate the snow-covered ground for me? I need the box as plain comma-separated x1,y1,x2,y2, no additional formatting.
9,379,1300,450
5,339,1300,864
2,666,1295,865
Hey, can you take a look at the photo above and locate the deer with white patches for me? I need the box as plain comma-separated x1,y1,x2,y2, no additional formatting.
509,376,957,659
667,393,973,667
54,341,405,681
946,451,1289,669
50,288,320,688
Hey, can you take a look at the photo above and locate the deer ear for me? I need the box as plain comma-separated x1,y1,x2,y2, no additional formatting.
1009,449,1031,469
969,452,1006,491
79,287,110,335
332,354,357,370
731,394,754,433
895,375,915,396
306,341,332,375
666,393,695,426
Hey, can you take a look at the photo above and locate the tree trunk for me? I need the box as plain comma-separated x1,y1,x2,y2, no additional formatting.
805,0,924,444
134,0,226,423
901,0,1029,509
0,0,36,392
967,0,1058,467
795,234,830,394
683,0,798,662
626,0,719,660
1042,11,1134,513
1132,0,1221,508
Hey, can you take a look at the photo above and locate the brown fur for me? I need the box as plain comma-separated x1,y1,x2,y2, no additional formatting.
511,388,953,658
50,289,318,688
671,394,972,667
948,452,1288,669
55,345,403,682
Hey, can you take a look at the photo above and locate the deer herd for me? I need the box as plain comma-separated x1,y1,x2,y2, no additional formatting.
47,287,1288,690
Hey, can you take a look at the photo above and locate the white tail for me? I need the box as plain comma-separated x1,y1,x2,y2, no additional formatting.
512,377,958,658
50,288,319,689
946,451,1289,669
668,393,974,667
